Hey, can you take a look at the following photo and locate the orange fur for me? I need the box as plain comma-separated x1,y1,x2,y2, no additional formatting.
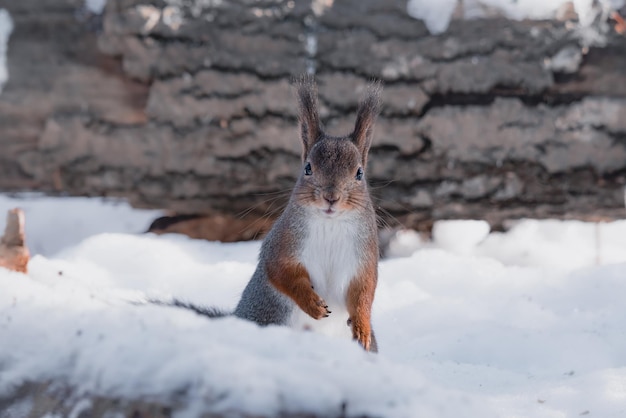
267,257,330,320
347,260,378,351
612,11,626,34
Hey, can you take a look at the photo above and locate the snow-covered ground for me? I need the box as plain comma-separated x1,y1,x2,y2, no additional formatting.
1,196,626,417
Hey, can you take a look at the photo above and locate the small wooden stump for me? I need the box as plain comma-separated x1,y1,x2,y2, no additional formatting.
0,208,30,274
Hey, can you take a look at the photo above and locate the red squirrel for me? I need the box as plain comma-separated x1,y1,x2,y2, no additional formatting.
234,76,381,352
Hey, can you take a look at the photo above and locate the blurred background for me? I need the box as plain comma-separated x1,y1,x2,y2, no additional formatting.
1,0,626,244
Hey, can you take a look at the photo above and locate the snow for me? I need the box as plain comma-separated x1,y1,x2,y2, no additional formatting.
406,0,458,34
1,196,626,417
85,0,107,15
391,218,626,271
407,0,626,34
432,219,490,254
0,8,13,94
0,194,162,256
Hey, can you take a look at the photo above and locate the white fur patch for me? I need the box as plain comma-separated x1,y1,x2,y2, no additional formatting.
290,210,363,339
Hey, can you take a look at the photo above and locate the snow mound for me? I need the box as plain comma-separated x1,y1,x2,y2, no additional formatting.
2,229,626,416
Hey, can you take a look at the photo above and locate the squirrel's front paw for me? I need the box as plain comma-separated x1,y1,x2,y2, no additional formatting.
303,295,331,320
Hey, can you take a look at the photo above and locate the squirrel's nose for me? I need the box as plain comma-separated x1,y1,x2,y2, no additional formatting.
323,191,340,206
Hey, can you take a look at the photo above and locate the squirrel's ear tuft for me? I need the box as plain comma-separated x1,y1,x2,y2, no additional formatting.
296,75,322,161
352,81,382,166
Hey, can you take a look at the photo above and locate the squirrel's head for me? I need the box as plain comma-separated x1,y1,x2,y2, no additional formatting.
293,76,381,218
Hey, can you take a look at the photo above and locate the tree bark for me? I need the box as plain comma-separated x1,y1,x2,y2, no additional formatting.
1,0,625,235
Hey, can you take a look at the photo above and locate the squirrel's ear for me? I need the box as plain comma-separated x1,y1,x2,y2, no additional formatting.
352,81,382,167
296,75,322,161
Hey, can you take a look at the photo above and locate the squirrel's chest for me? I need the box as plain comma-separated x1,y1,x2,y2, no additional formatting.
297,216,362,305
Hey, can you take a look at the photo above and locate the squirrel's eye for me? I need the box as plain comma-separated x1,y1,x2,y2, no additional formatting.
304,162,312,176
356,167,364,180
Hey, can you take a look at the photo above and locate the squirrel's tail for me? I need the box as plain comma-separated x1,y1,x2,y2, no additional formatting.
149,298,231,318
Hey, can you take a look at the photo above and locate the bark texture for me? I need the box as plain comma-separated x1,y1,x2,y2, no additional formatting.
1,0,626,235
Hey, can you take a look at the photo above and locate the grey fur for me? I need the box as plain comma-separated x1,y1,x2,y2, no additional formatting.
296,75,322,160
234,79,382,352
233,205,306,325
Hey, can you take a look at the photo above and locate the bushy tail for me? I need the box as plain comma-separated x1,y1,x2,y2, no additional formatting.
149,298,231,318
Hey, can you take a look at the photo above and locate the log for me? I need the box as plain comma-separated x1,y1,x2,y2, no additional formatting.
1,0,626,237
